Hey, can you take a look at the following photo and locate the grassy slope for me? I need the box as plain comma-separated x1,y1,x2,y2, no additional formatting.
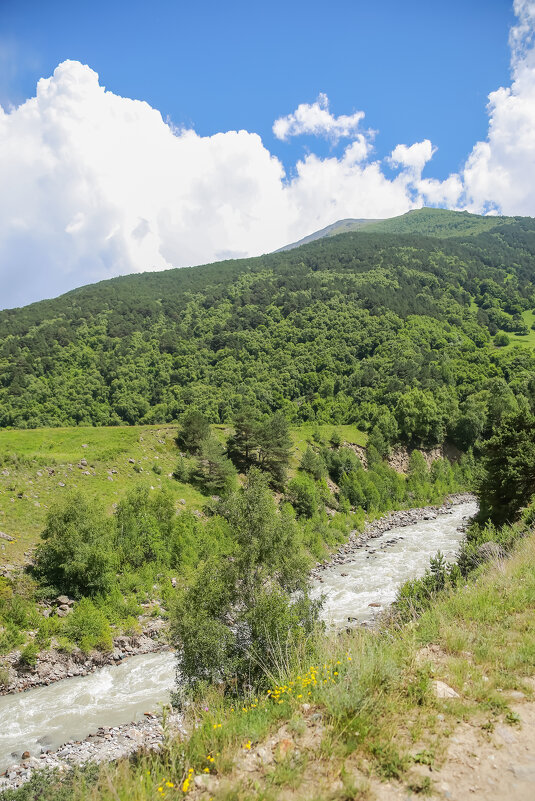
0,423,367,567
360,207,518,238
496,309,535,350
281,208,516,251
11,523,535,801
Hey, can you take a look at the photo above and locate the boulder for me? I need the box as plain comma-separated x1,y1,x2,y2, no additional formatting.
433,680,459,699
476,541,506,562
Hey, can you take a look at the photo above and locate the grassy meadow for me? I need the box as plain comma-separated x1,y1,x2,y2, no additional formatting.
0,423,368,567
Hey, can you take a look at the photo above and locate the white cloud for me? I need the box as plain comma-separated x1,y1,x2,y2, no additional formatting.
0,64,430,307
2,1,535,308
416,0,535,214
390,140,436,172
273,92,367,142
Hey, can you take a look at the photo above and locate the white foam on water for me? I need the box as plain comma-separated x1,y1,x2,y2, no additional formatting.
312,501,478,628
0,651,176,770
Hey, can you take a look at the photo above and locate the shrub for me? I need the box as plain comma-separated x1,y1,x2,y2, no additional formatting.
64,598,113,653
19,640,39,667
494,332,510,347
34,493,116,598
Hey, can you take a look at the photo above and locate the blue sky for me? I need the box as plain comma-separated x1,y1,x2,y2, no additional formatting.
0,0,534,308
1,0,514,180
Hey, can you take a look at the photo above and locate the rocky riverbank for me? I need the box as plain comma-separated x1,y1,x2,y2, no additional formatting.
0,709,186,793
311,492,477,580
0,619,169,697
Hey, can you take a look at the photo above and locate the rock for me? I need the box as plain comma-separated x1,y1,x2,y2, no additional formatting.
21,752,30,760
194,774,218,792
433,680,460,699
80,459,87,467
58,482,65,487
275,738,294,761
56,608,69,618
128,458,135,464
56,596,71,605
476,542,506,562
368,602,382,607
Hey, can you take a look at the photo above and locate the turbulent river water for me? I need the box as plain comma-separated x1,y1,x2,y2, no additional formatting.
0,651,176,771
312,500,478,627
1,500,477,771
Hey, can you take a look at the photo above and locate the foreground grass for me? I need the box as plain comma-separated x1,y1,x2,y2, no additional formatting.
5,529,534,801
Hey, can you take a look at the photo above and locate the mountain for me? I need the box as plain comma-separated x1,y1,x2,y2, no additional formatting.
276,207,528,251
275,218,382,251
1,209,535,451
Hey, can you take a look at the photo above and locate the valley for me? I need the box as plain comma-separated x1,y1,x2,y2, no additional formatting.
1,208,535,800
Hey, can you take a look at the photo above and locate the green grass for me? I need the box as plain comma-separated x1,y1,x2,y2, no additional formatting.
290,424,367,469
495,310,535,350
0,423,367,566
0,425,205,565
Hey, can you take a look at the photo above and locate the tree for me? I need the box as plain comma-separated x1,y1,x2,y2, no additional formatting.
257,412,292,486
197,436,237,495
177,409,210,454
478,411,535,524
286,473,318,518
171,470,319,694
34,493,115,597
300,446,325,480
115,486,175,568
226,405,260,469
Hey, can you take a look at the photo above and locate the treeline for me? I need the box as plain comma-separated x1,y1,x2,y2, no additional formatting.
1,222,535,452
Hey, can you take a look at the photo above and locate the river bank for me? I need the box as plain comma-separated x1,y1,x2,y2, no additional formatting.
0,707,185,793
0,619,168,697
0,494,478,794
311,492,476,580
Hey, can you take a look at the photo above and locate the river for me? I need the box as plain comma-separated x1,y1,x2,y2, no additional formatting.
312,500,477,627
0,651,176,771
1,500,476,771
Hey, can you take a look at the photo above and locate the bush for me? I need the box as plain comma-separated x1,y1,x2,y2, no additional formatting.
286,474,318,518
18,640,39,667
494,331,510,347
174,455,192,482
34,493,116,598
64,598,113,653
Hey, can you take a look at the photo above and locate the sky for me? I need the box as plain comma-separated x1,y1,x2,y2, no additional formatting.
0,0,534,308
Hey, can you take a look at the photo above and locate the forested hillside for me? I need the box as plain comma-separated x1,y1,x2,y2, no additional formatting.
1,209,535,456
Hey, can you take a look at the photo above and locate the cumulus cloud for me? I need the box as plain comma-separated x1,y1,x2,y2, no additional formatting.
273,92,367,143
0,64,430,307
416,0,535,214
1,1,535,308
390,140,436,172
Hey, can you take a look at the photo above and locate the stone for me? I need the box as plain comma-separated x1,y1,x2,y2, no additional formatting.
21,752,30,760
128,458,135,464
368,602,382,607
275,738,294,761
433,680,460,699
58,482,65,487
57,596,71,605
194,774,218,792
476,541,506,562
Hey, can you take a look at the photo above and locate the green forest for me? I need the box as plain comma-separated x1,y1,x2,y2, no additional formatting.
1,209,535,459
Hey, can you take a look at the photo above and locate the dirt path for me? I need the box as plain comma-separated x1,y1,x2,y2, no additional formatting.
373,692,535,800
